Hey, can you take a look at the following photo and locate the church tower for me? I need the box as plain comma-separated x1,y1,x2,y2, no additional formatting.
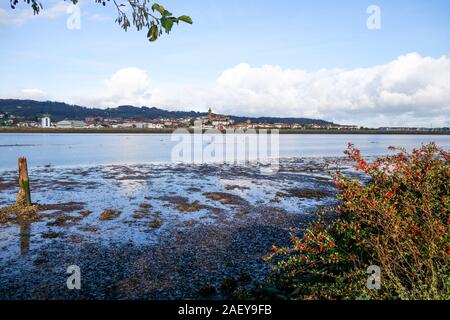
208,108,212,120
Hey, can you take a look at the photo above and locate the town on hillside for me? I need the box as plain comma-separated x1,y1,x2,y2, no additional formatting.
0,108,353,130
0,108,448,132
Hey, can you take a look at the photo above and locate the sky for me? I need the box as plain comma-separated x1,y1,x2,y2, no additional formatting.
0,0,449,127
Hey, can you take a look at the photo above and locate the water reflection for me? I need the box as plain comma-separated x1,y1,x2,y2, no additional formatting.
18,219,31,255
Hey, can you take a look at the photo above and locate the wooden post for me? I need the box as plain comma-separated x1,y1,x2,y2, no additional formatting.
17,157,32,207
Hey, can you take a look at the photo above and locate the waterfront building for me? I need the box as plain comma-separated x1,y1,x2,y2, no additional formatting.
41,115,51,128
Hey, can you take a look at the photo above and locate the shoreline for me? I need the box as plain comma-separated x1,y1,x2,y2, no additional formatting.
0,127,449,135
0,158,341,299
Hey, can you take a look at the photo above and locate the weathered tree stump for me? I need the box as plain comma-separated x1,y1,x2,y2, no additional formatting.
17,157,32,207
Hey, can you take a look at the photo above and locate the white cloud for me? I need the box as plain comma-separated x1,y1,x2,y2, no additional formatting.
79,53,450,127
1,88,48,100
4,53,447,128
84,67,153,107
24,89,47,100
87,13,111,22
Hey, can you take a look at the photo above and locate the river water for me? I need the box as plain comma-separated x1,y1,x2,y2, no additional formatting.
0,133,449,169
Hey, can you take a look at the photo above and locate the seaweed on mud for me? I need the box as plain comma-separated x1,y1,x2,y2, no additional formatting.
46,215,83,227
236,209,250,217
42,231,60,239
203,192,248,206
47,216,68,227
225,185,250,191
39,202,86,213
176,201,204,212
0,200,89,226
79,225,98,233
160,196,209,212
99,209,122,221
149,219,162,229
0,204,40,223
79,210,92,217
276,188,331,200
139,203,152,209
132,209,150,219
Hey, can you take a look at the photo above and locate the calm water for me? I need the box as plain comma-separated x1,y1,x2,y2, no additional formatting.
0,133,449,170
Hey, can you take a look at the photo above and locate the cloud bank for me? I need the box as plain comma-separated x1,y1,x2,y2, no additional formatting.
6,53,450,128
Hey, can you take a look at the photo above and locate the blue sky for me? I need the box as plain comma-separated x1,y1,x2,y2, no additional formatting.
1,0,450,127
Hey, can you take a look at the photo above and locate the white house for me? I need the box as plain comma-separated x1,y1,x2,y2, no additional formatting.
41,116,51,128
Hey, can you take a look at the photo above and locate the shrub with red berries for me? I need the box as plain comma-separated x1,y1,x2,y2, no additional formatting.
267,143,449,300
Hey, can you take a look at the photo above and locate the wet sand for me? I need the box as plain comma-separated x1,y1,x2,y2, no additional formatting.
0,158,355,299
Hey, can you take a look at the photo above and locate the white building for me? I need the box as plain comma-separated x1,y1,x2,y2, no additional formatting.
71,120,86,128
133,122,147,129
111,122,134,128
41,116,51,128
56,120,86,129
147,123,164,129
56,120,72,129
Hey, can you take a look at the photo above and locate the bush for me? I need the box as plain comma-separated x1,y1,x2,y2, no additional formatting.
268,143,449,300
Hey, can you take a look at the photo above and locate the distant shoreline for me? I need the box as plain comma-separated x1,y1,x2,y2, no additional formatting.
0,127,449,135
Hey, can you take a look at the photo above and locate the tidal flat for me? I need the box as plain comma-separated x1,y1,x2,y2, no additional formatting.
0,158,359,299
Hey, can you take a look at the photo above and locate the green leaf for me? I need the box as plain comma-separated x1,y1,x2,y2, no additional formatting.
147,25,159,42
151,3,172,16
178,15,193,24
151,3,161,12
160,16,174,33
